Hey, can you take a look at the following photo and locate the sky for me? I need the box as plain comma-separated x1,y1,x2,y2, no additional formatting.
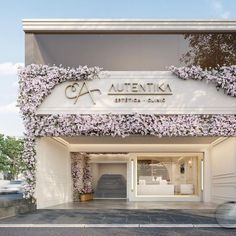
0,0,236,136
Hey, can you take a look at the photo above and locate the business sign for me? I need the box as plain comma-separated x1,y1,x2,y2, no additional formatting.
37,71,236,114
64,80,173,105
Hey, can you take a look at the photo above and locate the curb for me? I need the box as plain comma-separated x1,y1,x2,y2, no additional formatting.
0,223,230,228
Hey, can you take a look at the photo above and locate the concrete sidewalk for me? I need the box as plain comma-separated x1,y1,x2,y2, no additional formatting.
49,200,217,210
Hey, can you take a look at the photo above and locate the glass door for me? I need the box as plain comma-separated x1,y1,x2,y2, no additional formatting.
136,154,201,197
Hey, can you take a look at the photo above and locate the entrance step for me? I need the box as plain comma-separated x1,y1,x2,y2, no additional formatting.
95,174,127,198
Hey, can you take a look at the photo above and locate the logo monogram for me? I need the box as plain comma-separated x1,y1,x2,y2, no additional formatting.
65,81,101,104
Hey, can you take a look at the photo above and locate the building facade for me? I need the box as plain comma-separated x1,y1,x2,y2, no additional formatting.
21,20,236,209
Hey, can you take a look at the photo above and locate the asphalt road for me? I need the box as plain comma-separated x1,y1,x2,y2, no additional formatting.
0,227,235,236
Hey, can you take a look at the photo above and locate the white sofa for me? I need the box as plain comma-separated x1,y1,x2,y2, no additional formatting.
137,184,175,195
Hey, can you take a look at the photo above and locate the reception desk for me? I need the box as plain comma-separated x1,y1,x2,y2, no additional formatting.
137,184,175,195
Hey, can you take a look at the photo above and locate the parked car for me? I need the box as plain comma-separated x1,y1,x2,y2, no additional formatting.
215,201,236,228
0,180,24,194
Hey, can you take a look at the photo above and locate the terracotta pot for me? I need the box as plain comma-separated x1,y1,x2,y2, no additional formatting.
79,193,93,202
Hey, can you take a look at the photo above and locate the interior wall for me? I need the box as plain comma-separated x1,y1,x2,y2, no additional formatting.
91,163,127,189
171,157,199,194
98,163,127,180
211,138,236,204
91,163,99,189
35,137,72,209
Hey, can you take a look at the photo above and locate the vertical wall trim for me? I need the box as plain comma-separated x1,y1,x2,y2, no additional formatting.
203,148,212,202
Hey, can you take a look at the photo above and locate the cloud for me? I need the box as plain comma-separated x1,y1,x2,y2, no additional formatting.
210,0,231,19
0,62,24,76
0,101,19,114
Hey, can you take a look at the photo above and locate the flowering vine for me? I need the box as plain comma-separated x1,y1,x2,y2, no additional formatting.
82,155,93,194
71,153,93,201
71,153,84,201
26,114,236,138
18,64,101,116
169,65,236,97
22,137,36,199
17,64,236,200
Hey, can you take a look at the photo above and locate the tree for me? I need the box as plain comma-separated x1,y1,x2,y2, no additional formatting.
181,33,236,69
0,134,25,180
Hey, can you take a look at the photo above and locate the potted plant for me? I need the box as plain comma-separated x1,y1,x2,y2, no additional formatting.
79,185,94,202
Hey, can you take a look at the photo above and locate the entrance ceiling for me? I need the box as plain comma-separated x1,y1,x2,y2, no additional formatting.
61,136,219,145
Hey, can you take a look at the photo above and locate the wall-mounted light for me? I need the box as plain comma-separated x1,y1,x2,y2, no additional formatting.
188,160,192,168
131,159,134,192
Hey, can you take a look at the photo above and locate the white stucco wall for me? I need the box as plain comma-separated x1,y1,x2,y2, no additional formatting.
211,138,236,203
91,163,127,189
35,137,72,209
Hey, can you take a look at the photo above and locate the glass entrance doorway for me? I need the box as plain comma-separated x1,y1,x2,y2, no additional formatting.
86,152,203,202
136,154,202,198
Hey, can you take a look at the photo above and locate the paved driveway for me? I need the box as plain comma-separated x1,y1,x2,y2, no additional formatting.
0,209,217,224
